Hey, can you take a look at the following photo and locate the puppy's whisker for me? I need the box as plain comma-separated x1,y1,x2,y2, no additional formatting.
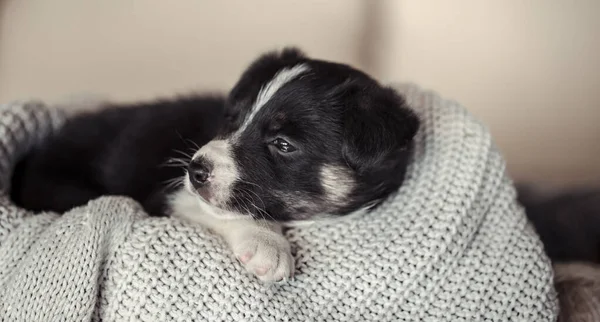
233,189,261,220
162,177,184,191
164,160,188,166
246,198,269,222
163,177,180,184
237,179,264,191
175,130,193,149
237,181,264,201
234,195,255,220
164,176,183,184
185,138,201,151
162,164,187,169
240,188,268,210
161,157,190,169
233,190,253,212
235,188,273,221
172,149,194,160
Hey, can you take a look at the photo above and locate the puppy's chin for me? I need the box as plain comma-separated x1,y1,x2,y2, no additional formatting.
170,178,248,222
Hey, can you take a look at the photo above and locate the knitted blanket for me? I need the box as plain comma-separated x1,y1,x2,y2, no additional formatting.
0,84,558,321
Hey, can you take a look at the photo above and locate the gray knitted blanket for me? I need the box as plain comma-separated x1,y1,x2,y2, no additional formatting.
0,84,558,321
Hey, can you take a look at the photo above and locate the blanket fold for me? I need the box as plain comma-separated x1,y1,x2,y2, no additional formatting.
0,85,558,321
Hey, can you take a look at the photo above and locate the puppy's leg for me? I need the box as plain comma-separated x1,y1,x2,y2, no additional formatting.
13,174,102,213
11,158,103,213
209,217,294,282
169,191,294,282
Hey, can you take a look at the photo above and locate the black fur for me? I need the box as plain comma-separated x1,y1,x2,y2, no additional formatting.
211,48,419,220
11,97,225,215
11,48,420,222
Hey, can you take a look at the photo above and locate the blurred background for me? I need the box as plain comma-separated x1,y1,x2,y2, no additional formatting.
1,0,599,188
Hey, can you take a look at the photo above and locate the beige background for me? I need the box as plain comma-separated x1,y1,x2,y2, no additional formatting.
1,0,599,187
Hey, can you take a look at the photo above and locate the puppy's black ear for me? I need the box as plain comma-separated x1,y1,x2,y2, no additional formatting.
339,81,420,178
221,47,306,135
278,47,306,61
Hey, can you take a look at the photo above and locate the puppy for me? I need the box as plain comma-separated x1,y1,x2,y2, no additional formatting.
11,48,420,282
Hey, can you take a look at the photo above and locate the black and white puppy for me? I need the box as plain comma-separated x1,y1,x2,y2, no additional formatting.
12,48,420,282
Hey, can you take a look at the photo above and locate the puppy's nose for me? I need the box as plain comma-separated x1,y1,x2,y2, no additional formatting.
188,160,212,187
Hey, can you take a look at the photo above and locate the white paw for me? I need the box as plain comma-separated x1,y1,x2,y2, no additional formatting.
231,229,294,283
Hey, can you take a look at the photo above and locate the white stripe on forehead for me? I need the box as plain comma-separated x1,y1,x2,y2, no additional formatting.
233,64,309,139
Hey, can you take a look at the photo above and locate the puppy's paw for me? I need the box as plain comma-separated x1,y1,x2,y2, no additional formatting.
231,229,294,283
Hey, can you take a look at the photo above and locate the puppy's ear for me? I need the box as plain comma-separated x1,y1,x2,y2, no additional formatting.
221,47,306,135
278,47,306,61
338,81,420,177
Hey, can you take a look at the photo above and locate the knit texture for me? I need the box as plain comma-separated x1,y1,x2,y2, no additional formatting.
0,85,558,321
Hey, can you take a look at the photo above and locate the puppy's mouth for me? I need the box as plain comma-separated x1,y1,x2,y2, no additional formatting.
195,186,213,203
181,174,251,220
183,174,217,206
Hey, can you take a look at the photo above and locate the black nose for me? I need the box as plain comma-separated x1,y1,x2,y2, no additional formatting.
188,160,212,187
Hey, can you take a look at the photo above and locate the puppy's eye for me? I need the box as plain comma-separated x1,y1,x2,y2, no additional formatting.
271,138,297,153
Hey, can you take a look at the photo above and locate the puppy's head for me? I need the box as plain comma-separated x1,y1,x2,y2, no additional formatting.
183,48,419,221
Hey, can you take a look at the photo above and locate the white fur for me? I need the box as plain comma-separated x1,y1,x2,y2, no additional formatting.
169,188,293,282
170,65,311,282
232,64,309,140
191,139,239,207
188,64,310,210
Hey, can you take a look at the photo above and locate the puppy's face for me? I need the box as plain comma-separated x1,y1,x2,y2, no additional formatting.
183,48,419,222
